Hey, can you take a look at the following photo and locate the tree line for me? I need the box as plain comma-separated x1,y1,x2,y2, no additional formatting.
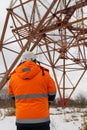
0,87,87,108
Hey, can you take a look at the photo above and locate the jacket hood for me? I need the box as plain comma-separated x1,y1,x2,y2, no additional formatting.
15,60,41,80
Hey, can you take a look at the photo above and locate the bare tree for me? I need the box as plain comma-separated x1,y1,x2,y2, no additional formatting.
75,93,87,107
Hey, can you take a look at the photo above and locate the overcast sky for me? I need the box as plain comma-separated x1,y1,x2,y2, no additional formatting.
0,0,10,35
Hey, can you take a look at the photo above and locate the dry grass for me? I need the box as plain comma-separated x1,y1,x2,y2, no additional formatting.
5,108,15,116
80,117,87,130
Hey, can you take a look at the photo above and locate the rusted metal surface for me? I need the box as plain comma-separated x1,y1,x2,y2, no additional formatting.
0,0,87,108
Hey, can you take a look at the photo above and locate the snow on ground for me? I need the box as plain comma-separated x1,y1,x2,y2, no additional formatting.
0,116,16,130
0,107,87,130
50,107,82,130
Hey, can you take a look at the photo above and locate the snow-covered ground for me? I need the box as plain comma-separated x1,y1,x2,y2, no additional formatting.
0,107,87,130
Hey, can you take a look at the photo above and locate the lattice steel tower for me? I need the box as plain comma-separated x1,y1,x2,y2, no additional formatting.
0,0,87,107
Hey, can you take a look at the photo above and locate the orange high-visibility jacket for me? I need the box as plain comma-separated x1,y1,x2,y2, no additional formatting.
8,60,56,124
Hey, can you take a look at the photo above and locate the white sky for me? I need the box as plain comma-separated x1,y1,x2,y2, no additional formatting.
0,0,87,98
0,0,10,35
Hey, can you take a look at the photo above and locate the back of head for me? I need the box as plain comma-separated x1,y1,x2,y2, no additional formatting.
21,51,36,63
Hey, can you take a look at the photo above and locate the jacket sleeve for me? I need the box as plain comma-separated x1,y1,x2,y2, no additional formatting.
47,73,56,102
8,78,14,99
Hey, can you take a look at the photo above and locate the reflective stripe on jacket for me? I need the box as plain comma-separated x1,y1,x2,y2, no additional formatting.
8,60,56,124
